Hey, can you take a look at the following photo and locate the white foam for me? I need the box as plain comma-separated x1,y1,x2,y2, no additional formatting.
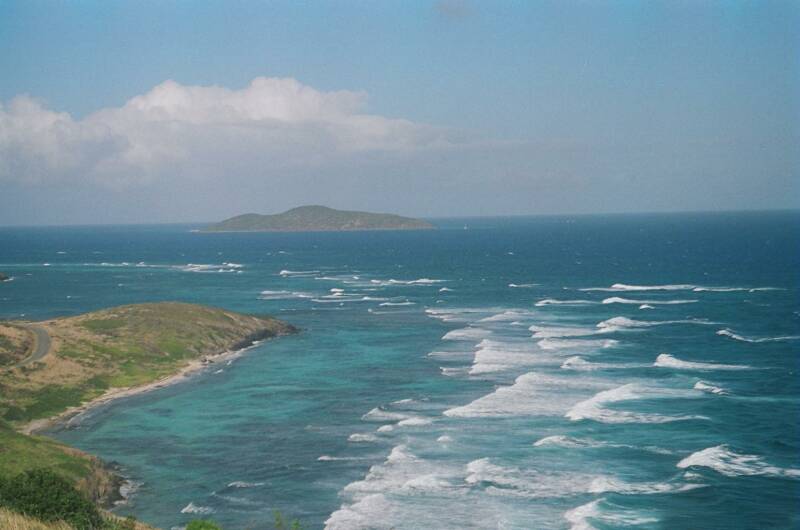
445,372,607,418
325,493,394,530
259,290,313,300
677,445,800,478
442,327,492,341
694,380,728,395
654,353,751,371
227,481,264,488
538,338,618,351
437,435,454,443
180,502,214,514
639,304,654,309
469,338,552,374
361,407,410,422
379,301,415,306
509,283,537,288
529,324,597,338
396,417,433,427
535,299,597,307
560,356,641,370
581,283,696,292
564,499,659,530
588,476,702,494
566,383,706,424
597,316,712,333
533,435,672,455
717,328,800,343
479,310,537,322
602,297,697,305
279,269,320,276
439,287,454,292
348,433,378,443
388,278,446,285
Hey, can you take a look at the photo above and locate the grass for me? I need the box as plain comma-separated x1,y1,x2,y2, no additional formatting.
0,508,73,530
0,302,295,511
0,302,294,424
0,421,98,487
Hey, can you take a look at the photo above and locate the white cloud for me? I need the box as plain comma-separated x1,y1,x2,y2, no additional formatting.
0,77,465,187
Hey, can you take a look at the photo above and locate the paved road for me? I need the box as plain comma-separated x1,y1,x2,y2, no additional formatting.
10,324,51,369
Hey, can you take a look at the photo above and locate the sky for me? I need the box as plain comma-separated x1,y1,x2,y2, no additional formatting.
0,0,797,225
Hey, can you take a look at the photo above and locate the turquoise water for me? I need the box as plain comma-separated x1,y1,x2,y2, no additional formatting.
1,212,798,529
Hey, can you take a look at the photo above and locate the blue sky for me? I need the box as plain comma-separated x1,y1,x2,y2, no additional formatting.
0,0,797,224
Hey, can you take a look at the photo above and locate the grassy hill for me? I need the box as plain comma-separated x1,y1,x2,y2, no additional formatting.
203,205,434,232
0,302,295,519
0,302,295,426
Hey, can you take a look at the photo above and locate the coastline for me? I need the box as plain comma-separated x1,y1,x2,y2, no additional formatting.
21,338,269,436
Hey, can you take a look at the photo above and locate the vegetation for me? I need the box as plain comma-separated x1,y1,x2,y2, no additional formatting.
0,421,118,505
203,205,434,232
0,470,154,530
0,469,104,529
0,302,295,425
0,302,296,524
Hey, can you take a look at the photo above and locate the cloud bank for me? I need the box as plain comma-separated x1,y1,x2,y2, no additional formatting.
0,77,466,188
0,76,795,225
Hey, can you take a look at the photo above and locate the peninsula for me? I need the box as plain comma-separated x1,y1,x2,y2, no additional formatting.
202,205,434,232
0,302,295,509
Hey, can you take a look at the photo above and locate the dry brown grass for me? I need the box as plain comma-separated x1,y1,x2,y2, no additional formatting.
0,508,73,530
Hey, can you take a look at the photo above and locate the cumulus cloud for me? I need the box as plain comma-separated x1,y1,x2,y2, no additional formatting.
0,77,466,188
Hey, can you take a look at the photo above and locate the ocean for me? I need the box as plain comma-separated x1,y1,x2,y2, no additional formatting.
0,211,798,530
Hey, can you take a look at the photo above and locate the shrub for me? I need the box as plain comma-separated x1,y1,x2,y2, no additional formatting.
0,469,104,529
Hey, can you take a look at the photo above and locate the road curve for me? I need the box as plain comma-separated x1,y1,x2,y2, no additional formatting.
10,324,51,369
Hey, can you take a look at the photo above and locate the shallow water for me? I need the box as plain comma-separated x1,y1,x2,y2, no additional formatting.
1,211,798,529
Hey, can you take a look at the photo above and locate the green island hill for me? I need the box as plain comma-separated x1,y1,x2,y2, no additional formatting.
202,205,435,232
0,302,296,528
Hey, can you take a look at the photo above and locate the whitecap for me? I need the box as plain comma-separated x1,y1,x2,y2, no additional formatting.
379,301,415,306
445,372,607,418
535,299,597,307
180,502,214,514
279,269,320,276
566,383,706,424
581,283,696,292
226,480,265,488
348,433,378,443
361,407,410,422
538,338,618,351
717,328,800,343
259,290,313,300
442,327,492,341
654,353,750,371
396,417,433,427
529,324,597,338
677,445,800,479
602,297,697,305
694,380,728,395
597,316,712,333
564,499,659,530
509,283,537,288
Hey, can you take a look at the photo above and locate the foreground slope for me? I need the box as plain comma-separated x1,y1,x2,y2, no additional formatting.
0,302,295,508
203,205,434,232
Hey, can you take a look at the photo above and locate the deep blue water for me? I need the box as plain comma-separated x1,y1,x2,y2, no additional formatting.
0,211,798,529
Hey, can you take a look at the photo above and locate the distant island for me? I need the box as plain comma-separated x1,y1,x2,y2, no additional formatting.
202,205,434,232
0,302,295,510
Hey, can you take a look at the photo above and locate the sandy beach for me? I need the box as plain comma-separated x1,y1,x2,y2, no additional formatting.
21,341,263,436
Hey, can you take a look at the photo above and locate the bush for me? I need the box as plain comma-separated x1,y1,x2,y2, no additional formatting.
186,520,223,530
0,469,104,529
